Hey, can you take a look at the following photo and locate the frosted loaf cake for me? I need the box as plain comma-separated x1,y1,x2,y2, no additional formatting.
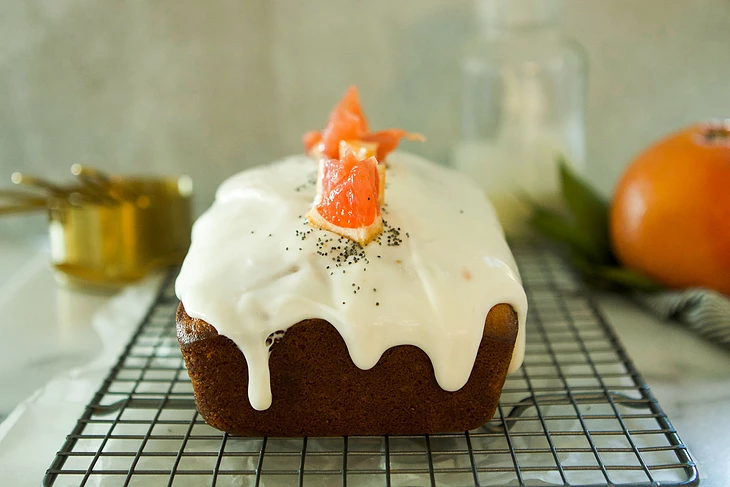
175,87,527,436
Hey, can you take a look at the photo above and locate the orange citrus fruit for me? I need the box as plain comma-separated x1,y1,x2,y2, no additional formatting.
610,121,730,295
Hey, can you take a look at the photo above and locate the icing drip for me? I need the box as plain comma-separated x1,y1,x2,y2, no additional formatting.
176,152,527,411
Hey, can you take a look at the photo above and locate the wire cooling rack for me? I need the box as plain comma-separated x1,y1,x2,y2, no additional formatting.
43,241,698,487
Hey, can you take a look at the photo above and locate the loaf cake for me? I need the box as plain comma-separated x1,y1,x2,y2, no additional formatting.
175,87,527,436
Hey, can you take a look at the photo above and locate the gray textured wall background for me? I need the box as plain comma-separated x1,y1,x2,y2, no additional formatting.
2,0,729,216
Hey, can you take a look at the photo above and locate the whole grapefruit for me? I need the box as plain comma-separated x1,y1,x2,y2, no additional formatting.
610,121,730,295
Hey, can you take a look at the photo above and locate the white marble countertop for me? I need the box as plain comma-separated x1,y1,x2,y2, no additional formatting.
0,233,728,486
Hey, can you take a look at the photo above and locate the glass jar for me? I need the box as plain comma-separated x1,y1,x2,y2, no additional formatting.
453,0,587,235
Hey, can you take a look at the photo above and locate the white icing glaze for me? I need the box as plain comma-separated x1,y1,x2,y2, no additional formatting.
175,152,527,411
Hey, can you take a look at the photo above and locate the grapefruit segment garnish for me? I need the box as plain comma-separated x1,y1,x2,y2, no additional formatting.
317,86,369,158
303,131,323,156
338,140,385,205
307,151,383,246
338,140,378,161
303,85,423,162
361,129,426,162
304,85,425,240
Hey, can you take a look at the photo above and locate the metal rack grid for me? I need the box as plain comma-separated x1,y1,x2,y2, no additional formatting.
44,241,698,487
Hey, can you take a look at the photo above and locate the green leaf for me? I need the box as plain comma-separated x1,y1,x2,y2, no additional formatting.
529,206,604,262
558,157,613,264
569,254,662,292
523,156,666,294
590,266,663,292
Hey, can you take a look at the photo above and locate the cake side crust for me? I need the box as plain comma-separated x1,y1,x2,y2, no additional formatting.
177,303,518,436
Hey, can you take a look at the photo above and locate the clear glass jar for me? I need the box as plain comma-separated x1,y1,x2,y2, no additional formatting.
453,0,587,235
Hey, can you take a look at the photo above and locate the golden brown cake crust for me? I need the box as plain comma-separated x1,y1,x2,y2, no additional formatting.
176,303,518,436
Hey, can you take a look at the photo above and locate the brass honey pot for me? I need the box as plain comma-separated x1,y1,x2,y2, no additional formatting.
3,166,193,292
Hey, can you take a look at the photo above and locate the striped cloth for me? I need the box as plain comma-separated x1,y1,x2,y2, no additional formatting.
635,288,730,349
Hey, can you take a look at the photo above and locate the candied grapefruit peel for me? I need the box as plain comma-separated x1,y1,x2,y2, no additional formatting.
303,86,424,246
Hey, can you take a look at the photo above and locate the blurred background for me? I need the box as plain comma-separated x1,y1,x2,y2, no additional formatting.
2,0,730,220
